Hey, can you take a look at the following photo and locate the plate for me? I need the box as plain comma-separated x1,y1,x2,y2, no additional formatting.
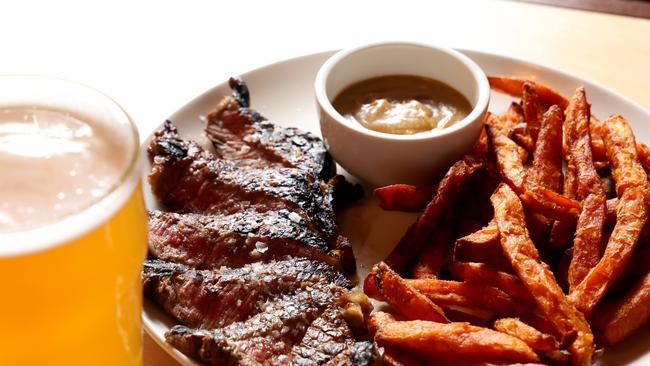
141,49,650,366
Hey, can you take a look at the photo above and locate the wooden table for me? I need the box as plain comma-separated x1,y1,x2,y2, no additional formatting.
2,0,648,364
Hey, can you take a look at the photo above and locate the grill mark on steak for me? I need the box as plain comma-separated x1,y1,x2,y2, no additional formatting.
148,121,332,235
166,284,347,365
142,258,351,330
148,210,346,269
147,121,355,272
205,77,335,180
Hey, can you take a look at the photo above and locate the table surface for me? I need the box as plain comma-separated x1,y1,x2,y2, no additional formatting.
2,1,648,364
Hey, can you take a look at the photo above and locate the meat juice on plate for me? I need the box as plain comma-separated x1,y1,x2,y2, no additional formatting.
0,76,147,366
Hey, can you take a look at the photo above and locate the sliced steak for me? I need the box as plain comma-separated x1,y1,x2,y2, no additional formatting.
148,210,347,270
205,77,335,180
142,258,351,330
166,283,347,365
147,121,355,272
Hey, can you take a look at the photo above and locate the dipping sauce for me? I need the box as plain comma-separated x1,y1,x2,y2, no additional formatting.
332,75,472,135
0,107,129,232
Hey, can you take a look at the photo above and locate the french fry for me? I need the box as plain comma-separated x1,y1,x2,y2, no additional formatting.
525,105,563,193
412,222,454,279
592,271,650,345
564,87,607,291
520,187,581,222
493,317,560,352
601,115,649,196
375,320,540,363
522,82,543,141
488,76,569,110
407,279,526,316
374,184,436,212
637,142,650,174
367,262,448,323
453,222,514,273
446,262,535,306
569,192,606,290
512,131,536,153
569,187,648,316
385,157,483,274
490,183,593,366
487,114,527,194
368,311,396,338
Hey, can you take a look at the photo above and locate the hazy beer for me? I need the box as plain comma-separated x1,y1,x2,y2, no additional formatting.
0,76,147,365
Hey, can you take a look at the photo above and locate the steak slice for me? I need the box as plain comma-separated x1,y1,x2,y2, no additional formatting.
205,77,335,180
142,258,351,330
147,121,355,272
290,307,378,366
165,283,347,365
148,210,346,270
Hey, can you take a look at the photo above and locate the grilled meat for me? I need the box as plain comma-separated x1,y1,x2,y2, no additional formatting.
142,258,351,329
147,121,355,272
205,77,335,180
148,210,345,270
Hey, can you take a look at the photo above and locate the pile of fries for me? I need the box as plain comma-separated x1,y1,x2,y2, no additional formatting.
364,76,650,366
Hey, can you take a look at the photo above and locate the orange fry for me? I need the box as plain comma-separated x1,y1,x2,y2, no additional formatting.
491,183,593,366
385,156,483,274
564,88,607,291
488,76,569,110
525,105,563,193
522,82,543,141
569,192,606,290
512,131,536,153
376,320,540,363
412,222,454,279
601,115,649,196
368,311,396,338
447,262,534,306
493,317,560,352
374,184,436,212
593,271,650,345
637,142,650,174
366,262,448,323
569,187,648,316
520,187,581,222
487,114,527,194
407,279,528,316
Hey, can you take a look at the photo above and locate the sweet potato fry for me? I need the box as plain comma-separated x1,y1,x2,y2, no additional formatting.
565,87,604,199
488,76,569,110
453,222,514,272
520,187,581,222
512,131,536,153
490,183,593,365
374,184,436,212
564,88,607,292
522,82,543,141
407,279,527,316
382,346,423,366
447,262,534,306
493,317,560,352
569,187,649,316
592,271,650,345
367,311,396,338
525,105,563,193
637,142,650,174
367,262,448,323
385,157,483,274
412,222,454,279
569,192,606,290
487,114,527,194
601,114,649,196
375,320,540,363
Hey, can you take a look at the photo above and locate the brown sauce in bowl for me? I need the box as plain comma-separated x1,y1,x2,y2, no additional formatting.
332,75,472,135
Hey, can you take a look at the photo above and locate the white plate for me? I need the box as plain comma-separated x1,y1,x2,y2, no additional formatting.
142,50,650,366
